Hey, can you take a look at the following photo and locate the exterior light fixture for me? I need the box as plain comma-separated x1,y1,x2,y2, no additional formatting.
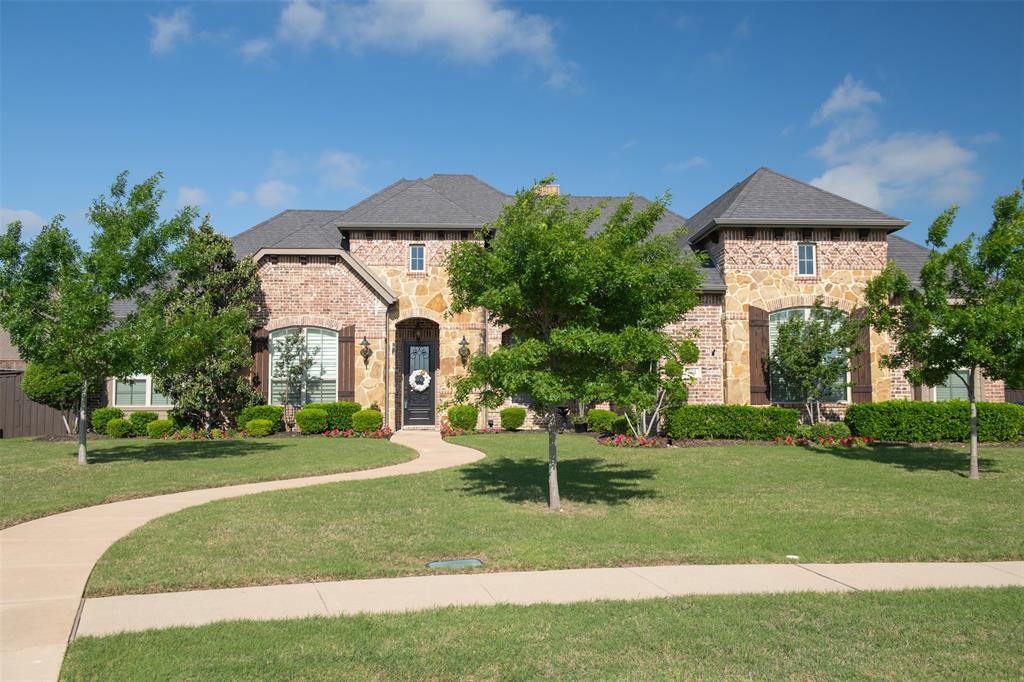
458,336,471,365
360,337,372,366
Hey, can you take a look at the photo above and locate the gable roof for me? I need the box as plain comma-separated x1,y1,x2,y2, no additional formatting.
887,234,931,288
687,167,908,244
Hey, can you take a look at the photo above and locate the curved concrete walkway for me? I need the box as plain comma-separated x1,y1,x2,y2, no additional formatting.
0,430,483,682
73,560,1024,638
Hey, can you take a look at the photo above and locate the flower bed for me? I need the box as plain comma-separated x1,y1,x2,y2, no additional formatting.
441,424,502,438
775,435,875,447
321,427,394,439
598,433,666,448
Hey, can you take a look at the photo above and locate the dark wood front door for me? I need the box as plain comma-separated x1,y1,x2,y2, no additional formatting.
403,342,435,425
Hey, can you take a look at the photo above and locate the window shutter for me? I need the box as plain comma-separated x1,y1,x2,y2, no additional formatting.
749,306,770,405
850,308,873,403
338,325,356,401
251,328,270,401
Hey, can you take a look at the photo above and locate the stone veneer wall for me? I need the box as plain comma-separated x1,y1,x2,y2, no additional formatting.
714,227,892,405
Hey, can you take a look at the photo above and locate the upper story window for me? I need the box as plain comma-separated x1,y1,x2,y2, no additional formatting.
768,308,847,403
798,243,816,276
409,244,425,272
114,375,172,408
269,326,338,406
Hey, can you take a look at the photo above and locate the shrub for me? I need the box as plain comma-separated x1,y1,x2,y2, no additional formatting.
612,416,630,435
210,428,223,439
586,408,617,433
246,419,274,437
146,419,176,438
500,407,526,431
237,405,284,433
295,407,329,434
129,411,158,435
845,400,1024,443
448,405,479,431
105,418,134,438
352,409,383,433
322,401,362,431
795,422,851,440
90,407,124,434
666,405,800,441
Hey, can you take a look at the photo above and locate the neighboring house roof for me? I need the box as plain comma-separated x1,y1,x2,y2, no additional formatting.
887,234,931,287
232,210,347,258
687,167,909,245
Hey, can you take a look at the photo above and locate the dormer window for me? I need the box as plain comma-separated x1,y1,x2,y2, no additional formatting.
409,244,425,272
798,243,816,276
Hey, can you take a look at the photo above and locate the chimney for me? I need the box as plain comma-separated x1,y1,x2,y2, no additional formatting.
535,184,560,196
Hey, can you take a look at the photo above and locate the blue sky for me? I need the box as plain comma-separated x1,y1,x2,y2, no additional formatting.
2,1,1021,246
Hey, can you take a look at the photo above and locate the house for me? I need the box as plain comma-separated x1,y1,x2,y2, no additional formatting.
220,167,1007,430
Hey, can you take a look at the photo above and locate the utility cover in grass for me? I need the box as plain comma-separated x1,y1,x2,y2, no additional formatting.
427,559,483,569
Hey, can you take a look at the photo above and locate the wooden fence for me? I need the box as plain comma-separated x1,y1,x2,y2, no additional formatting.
0,370,67,438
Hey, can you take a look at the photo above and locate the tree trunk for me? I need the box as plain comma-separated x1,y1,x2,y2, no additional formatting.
968,367,979,480
77,379,88,465
547,412,561,511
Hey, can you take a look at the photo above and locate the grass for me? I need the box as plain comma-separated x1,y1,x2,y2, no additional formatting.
85,434,1023,597
61,587,1024,680
0,437,416,528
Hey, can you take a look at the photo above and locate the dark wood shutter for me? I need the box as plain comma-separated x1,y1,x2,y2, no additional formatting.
850,308,872,403
251,328,270,401
338,325,356,401
749,306,770,405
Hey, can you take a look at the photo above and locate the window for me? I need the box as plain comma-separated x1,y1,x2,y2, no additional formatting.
935,371,970,401
409,244,425,272
115,375,172,407
798,243,816,276
768,308,847,403
269,326,338,406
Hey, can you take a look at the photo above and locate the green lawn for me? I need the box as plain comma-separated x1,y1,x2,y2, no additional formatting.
85,434,1023,597
0,437,416,528
61,587,1024,681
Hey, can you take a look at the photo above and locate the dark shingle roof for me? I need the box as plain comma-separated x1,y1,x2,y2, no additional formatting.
687,167,908,244
232,210,346,258
887,234,931,287
337,174,508,227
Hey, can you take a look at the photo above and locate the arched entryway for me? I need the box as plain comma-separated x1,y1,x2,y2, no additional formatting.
395,317,440,428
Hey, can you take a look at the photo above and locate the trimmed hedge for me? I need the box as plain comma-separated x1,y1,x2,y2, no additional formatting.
586,409,617,433
500,407,526,431
237,405,284,433
129,411,158,435
105,418,134,438
90,407,123,435
246,419,274,437
295,408,328,434
146,419,176,438
666,405,800,441
352,409,383,433
322,401,362,431
845,400,1024,443
448,405,479,431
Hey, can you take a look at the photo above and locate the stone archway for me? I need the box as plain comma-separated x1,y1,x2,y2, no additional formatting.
395,317,441,429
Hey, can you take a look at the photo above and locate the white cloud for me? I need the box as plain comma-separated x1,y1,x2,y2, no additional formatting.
665,156,707,172
255,180,298,207
734,17,751,39
268,149,304,178
970,131,1002,145
240,38,273,62
0,208,47,235
149,7,192,55
319,150,365,190
177,185,209,208
809,75,980,210
277,0,326,47
227,190,249,206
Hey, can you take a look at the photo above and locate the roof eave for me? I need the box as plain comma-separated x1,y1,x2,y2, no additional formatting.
690,217,909,244
335,222,484,229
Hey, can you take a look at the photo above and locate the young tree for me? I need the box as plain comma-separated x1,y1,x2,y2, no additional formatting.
270,329,317,428
20,362,100,434
866,183,1024,479
0,172,192,463
769,300,864,424
131,219,261,431
447,177,702,509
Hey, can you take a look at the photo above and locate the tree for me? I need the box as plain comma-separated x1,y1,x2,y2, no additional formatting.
270,329,317,428
769,300,864,424
447,177,702,509
866,183,1024,479
0,172,192,463
20,362,100,434
131,219,261,431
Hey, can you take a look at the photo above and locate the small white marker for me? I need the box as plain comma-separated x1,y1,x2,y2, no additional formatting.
786,555,800,561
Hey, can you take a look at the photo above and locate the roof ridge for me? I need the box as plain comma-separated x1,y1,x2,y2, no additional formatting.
718,168,761,219
423,174,510,220
756,166,899,219
230,209,290,241
341,178,410,215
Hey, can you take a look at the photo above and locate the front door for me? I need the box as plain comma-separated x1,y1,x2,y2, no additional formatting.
403,343,435,426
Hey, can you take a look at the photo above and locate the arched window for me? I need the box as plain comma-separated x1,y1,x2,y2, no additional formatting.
269,326,338,405
768,308,848,403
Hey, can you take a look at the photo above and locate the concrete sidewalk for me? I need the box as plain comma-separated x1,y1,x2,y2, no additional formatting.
75,560,1024,638
0,430,482,682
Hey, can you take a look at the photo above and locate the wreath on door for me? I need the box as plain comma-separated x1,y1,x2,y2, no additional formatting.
409,369,431,392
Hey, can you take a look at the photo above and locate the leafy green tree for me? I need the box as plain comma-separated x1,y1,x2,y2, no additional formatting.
20,362,100,434
866,183,1024,479
769,300,864,424
447,177,702,509
131,219,261,431
0,172,192,463
270,329,317,428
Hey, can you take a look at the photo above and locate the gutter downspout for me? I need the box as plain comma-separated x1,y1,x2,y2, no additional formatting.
384,303,391,430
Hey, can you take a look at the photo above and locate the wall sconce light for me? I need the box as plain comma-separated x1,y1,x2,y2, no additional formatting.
359,337,372,366
458,336,471,365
